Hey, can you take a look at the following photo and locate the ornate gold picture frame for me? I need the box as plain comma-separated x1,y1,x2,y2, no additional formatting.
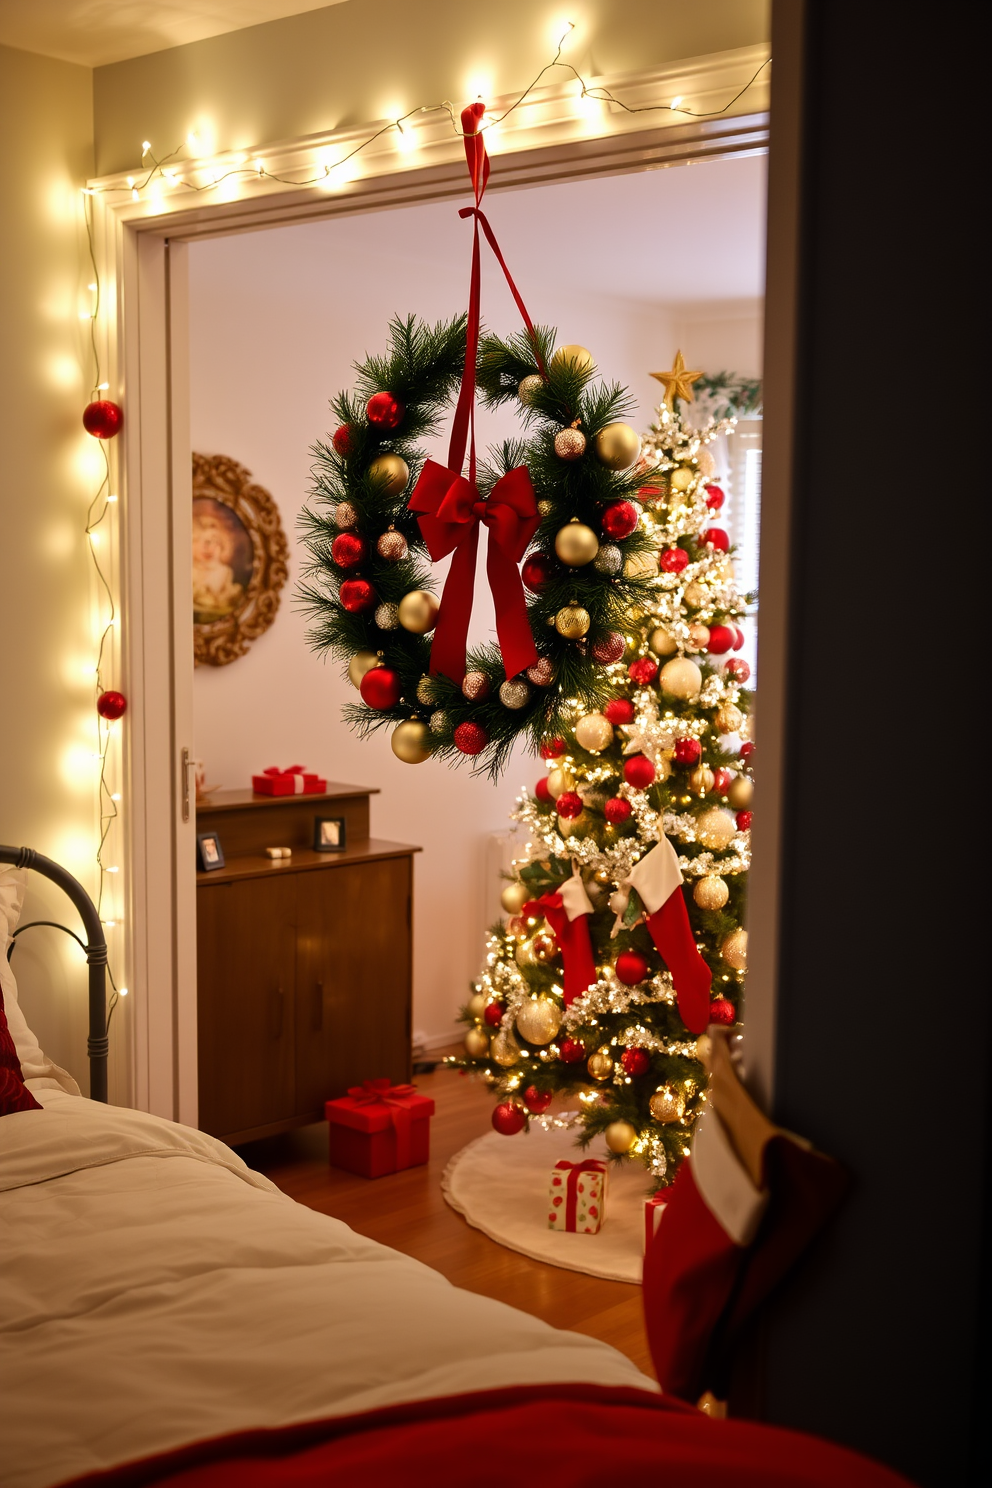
192,452,289,667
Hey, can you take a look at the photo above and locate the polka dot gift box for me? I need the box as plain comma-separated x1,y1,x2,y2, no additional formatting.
548,1158,608,1234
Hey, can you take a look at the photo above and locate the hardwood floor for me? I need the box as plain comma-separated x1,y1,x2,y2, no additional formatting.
240,1054,655,1378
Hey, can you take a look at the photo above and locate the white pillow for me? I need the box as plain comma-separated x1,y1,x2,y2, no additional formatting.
1,866,82,1095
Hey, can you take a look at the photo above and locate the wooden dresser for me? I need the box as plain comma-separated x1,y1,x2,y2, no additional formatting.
195,784,419,1145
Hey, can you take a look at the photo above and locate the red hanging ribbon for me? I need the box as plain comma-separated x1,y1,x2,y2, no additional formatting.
407,102,543,683
345,1078,419,1168
553,1157,607,1231
524,894,597,1006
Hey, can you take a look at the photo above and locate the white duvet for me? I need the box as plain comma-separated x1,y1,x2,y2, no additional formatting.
0,1090,654,1488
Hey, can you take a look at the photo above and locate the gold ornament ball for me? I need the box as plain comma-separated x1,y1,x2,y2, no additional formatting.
550,343,595,375
390,720,433,765
547,766,574,798
516,997,563,1045
694,875,729,910
649,1085,686,1124
715,702,743,733
333,500,359,530
375,601,400,630
554,426,587,461
398,589,440,634
697,808,738,850
468,992,486,1019
593,543,622,575
429,709,448,734
491,1028,522,1066
687,623,711,652
587,1049,614,1081
697,447,716,477
416,674,440,705
348,650,380,689
518,374,544,405
722,928,748,970
594,422,641,471
649,627,678,657
670,466,695,492
660,657,703,700
500,881,529,915
555,603,591,640
499,678,531,710
376,529,409,562
558,812,587,837
537,498,554,517
464,1027,490,1058
682,582,707,609
727,775,754,809
555,521,600,567
515,938,539,968
624,551,658,579
531,930,558,963
604,1119,638,1154
689,765,715,796
367,453,410,497
574,712,614,752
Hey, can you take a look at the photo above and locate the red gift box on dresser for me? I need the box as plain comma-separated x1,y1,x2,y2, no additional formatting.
251,764,328,796
325,1079,434,1178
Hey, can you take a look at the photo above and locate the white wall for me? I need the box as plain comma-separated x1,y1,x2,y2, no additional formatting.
188,176,761,1046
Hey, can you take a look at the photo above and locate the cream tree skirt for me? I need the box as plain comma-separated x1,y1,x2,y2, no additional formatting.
442,1115,651,1284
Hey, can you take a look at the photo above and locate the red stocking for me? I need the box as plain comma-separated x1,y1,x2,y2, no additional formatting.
524,893,596,1005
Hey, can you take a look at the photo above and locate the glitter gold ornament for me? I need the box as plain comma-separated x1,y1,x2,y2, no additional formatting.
499,678,531,710
594,421,641,471
651,351,703,409
429,709,447,733
689,765,715,796
574,712,614,752
461,670,490,702
518,374,544,404
604,1119,638,1154
398,590,439,633
554,426,587,461
670,465,695,491
697,808,738,850
376,528,409,562
727,775,754,808
333,500,359,529
390,719,432,764
687,623,711,652
491,1028,522,1066
660,657,703,700
515,997,562,1045
649,626,678,657
649,1085,686,1124
515,938,538,968
557,812,587,837
624,551,658,579
367,453,410,496
587,1049,614,1081
551,344,595,375
468,992,486,1019
555,603,590,639
554,520,600,566
500,881,529,915
694,875,729,910
682,582,707,608
526,657,554,686
464,1027,490,1058
715,702,743,733
547,767,575,800
416,675,440,705
537,498,554,517
348,650,380,688
593,543,622,575
722,929,748,970
374,601,400,630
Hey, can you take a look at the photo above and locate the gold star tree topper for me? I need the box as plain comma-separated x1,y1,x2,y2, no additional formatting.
651,350,703,409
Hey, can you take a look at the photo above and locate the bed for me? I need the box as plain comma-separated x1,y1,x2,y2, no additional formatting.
1,853,911,1488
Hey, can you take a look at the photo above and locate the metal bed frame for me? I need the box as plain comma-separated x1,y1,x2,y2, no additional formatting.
0,845,109,1102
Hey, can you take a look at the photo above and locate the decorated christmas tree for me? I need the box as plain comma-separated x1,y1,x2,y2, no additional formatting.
455,356,759,1187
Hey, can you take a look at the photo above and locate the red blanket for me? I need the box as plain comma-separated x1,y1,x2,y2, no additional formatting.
59,1383,914,1488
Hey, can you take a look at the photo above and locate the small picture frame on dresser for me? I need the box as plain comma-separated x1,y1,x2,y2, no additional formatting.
197,831,225,871
313,816,347,852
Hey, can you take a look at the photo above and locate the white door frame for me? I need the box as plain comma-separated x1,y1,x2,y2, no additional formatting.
88,46,776,1123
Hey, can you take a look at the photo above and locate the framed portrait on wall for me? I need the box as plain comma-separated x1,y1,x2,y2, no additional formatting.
193,452,290,667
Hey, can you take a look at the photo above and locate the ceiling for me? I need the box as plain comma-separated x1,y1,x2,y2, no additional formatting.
0,1,350,68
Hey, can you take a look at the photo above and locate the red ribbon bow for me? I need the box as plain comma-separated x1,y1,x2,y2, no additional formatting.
407,102,544,683
554,1157,607,1231
346,1078,419,1169
263,764,306,776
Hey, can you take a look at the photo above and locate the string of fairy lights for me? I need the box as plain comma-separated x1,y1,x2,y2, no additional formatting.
74,23,768,1022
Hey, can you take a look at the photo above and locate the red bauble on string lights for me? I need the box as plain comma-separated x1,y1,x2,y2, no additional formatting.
623,755,656,789
558,1037,586,1064
339,579,377,614
555,790,584,819
524,1085,554,1113
96,690,127,721
454,721,489,756
359,666,402,710
521,553,558,592
492,1100,527,1136
659,546,688,574
724,657,750,683
703,527,730,552
706,624,736,655
534,777,551,803
540,738,566,759
82,400,123,439
708,997,736,1025
603,797,631,825
620,1046,651,1075
366,391,404,429
615,949,650,985
603,698,635,725
736,810,753,831
331,532,366,569
627,657,658,686
483,1001,504,1027
600,501,639,540
704,484,725,510
332,423,355,456
673,738,701,766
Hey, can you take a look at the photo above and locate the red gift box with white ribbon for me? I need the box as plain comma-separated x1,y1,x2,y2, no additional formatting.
325,1079,435,1179
547,1157,608,1233
644,1188,675,1251
251,764,327,796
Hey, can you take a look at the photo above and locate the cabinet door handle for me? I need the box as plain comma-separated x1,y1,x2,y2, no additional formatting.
270,989,284,1039
313,981,324,1031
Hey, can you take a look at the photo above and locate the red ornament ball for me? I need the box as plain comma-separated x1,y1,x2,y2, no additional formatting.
707,624,736,655
524,1086,554,1114
591,632,625,666
674,738,701,766
96,690,127,721
713,767,734,795
483,1001,504,1027
703,527,730,552
540,737,566,760
621,1046,651,1076
603,698,635,726
709,997,736,1026
521,553,558,592
556,790,584,819
739,740,755,762
339,579,376,613
724,657,751,683
82,400,123,439
604,797,632,826
659,546,689,574
733,625,745,651
359,666,402,710
624,755,656,790
492,1101,527,1136
628,657,658,686
331,532,366,569
366,391,404,429
616,949,650,986
558,1037,586,1065
535,777,552,803
704,484,725,510
332,423,355,456
736,810,753,831
600,501,639,540
454,721,489,756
